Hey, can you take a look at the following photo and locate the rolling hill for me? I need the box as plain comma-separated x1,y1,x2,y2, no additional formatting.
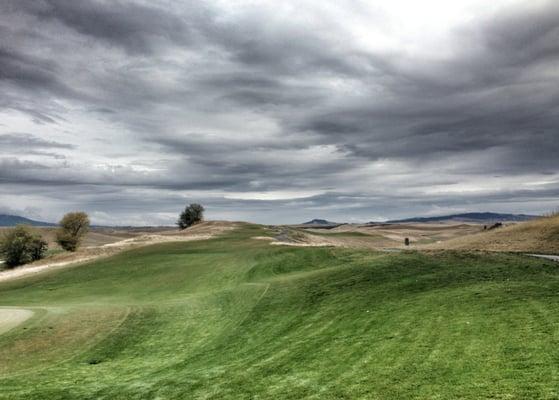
426,214,559,254
0,214,56,227
1,223,559,398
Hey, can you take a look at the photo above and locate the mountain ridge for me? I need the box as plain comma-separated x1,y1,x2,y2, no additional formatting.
0,214,57,227
301,219,340,226
386,212,538,224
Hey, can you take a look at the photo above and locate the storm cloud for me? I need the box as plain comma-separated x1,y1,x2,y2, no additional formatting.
1,0,558,225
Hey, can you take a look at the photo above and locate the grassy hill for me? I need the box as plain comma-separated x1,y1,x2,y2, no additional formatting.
426,214,559,254
1,224,559,398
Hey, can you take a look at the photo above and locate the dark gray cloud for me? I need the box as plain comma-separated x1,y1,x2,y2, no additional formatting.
0,133,75,149
0,0,558,224
1,0,196,54
0,47,62,90
292,5,559,174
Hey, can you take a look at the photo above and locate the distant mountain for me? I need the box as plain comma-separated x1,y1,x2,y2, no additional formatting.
387,212,539,224
302,219,339,225
0,214,56,227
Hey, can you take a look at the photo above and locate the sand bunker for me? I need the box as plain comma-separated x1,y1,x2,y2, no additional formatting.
0,308,33,335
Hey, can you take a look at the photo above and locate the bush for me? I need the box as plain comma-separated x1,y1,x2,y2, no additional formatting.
177,203,204,230
0,225,48,268
56,212,90,251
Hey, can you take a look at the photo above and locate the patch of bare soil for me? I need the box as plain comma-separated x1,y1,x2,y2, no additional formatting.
0,221,240,283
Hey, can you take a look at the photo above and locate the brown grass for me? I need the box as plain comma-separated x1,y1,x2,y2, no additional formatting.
298,222,484,249
0,227,138,249
424,214,559,254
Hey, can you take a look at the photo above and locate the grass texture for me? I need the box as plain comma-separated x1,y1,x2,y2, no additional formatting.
1,224,559,399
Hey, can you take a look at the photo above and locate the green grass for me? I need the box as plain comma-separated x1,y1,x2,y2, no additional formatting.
1,224,559,399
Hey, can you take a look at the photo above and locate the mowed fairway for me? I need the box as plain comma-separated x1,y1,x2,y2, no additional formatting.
1,224,559,399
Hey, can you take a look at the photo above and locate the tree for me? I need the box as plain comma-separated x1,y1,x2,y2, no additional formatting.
0,225,48,268
56,212,90,251
177,203,204,229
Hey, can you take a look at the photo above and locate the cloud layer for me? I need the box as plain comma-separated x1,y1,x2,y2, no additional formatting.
1,0,558,225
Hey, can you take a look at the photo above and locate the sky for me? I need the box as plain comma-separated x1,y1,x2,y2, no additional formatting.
1,0,558,225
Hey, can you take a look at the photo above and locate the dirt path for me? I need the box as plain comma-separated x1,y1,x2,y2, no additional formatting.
0,256,102,283
0,308,34,335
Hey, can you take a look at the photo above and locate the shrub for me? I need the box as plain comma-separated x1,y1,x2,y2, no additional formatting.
177,203,204,230
56,212,90,251
0,225,48,268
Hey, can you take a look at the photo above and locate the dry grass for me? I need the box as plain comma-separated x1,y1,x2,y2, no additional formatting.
0,221,242,282
424,214,559,254
293,222,484,249
277,218,558,254
0,227,138,249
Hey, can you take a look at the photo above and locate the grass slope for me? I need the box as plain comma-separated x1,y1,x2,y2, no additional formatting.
1,224,559,399
427,214,559,254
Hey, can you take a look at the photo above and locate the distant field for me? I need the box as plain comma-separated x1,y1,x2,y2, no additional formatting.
2,224,559,398
426,214,559,254
295,222,484,249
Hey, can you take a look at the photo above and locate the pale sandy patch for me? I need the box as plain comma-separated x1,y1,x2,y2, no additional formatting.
0,308,34,335
270,241,334,247
251,236,275,241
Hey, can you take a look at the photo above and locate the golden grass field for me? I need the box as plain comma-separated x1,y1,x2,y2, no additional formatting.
285,215,559,255
424,214,559,254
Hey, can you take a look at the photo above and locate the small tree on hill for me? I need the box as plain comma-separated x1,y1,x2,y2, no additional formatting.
177,203,204,230
0,225,48,268
56,212,90,251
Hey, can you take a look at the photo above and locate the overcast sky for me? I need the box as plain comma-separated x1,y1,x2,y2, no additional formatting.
1,0,558,225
